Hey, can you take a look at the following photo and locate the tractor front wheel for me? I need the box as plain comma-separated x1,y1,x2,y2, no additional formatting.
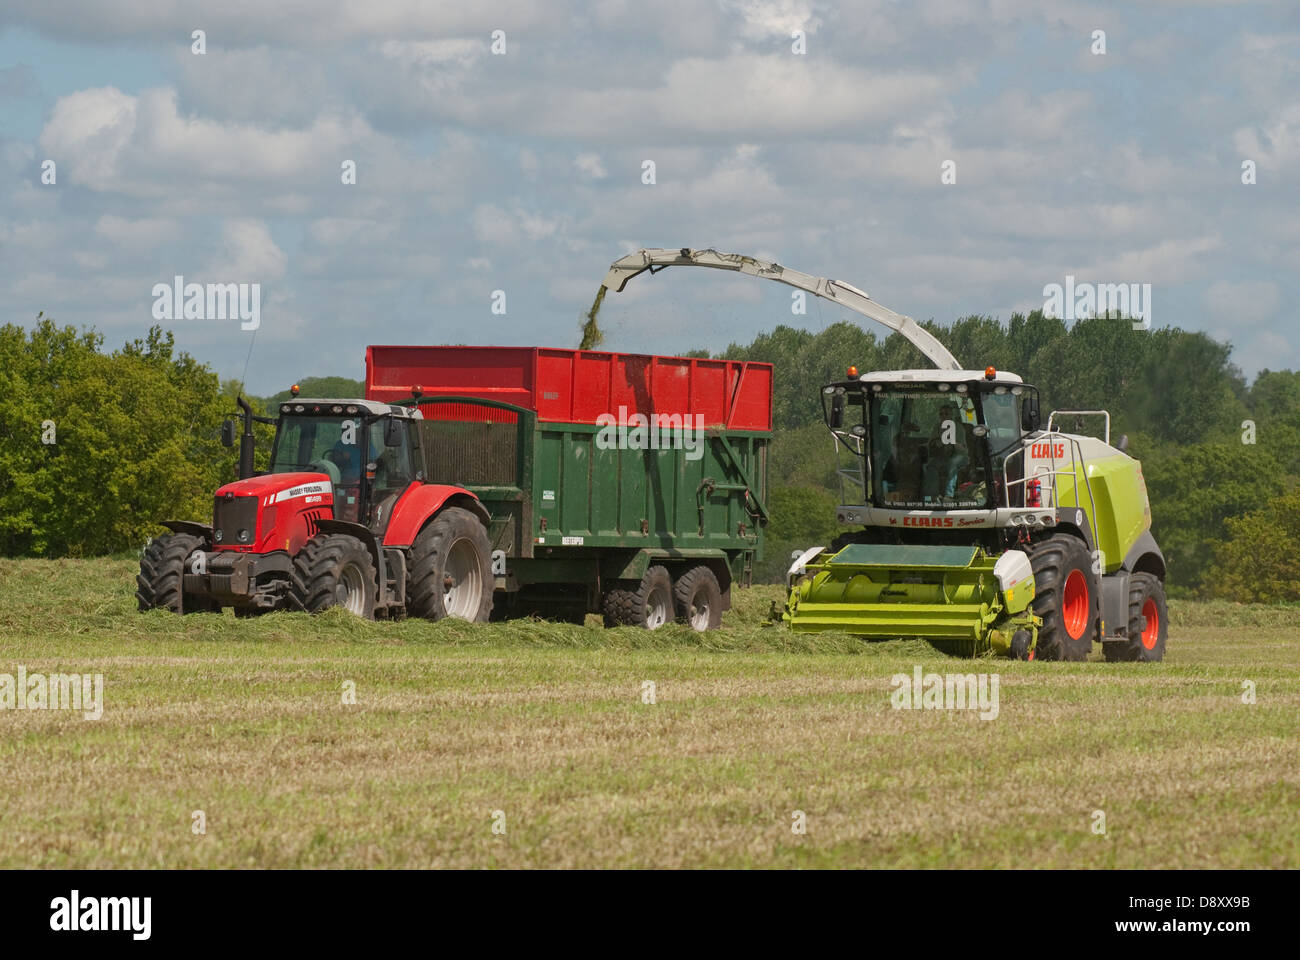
136,532,218,614
407,507,494,622
291,534,378,619
1104,572,1167,662
1029,533,1098,661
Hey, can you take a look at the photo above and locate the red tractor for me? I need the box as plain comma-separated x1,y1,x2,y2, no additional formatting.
136,391,494,621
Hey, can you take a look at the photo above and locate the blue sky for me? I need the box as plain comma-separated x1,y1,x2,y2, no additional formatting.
2,0,1297,392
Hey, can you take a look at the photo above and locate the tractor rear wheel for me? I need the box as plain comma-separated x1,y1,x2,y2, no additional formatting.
673,565,723,631
407,507,493,622
1103,572,1167,662
136,533,218,614
1029,533,1098,661
603,565,674,629
291,534,377,619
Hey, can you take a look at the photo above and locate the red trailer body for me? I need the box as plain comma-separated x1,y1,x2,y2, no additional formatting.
365,345,773,431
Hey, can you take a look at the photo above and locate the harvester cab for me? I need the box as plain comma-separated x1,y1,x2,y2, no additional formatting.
599,247,1168,662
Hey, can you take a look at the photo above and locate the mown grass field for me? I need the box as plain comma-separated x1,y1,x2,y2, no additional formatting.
1,556,1297,869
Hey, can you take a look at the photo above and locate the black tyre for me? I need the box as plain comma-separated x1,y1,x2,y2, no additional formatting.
291,534,377,619
602,565,674,629
1028,533,1098,661
673,565,723,631
136,532,218,614
407,507,493,622
1103,572,1167,662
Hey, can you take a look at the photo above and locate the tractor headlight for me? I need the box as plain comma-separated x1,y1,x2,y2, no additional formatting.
214,529,223,542
237,528,250,543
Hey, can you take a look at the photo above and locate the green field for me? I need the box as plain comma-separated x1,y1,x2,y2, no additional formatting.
1,556,1297,868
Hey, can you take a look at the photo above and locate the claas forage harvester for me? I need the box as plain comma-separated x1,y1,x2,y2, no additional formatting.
600,248,1168,661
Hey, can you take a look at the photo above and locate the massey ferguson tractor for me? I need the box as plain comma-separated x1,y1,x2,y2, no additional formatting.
136,392,496,622
600,248,1168,661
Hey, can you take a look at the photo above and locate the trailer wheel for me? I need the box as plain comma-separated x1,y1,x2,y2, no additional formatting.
291,534,377,619
1029,533,1098,661
1104,573,1167,662
408,507,493,622
603,565,674,629
136,533,218,614
673,566,723,631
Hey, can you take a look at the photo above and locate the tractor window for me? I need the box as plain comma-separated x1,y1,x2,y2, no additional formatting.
270,417,367,484
870,392,988,508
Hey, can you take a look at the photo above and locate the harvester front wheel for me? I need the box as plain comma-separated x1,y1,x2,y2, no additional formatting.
673,565,722,631
407,507,494,623
291,534,378,619
1029,534,1098,661
136,533,218,614
603,565,674,629
1103,572,1167,662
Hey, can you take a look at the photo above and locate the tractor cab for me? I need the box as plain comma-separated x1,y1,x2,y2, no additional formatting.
221,393,423,535
265,398,421,530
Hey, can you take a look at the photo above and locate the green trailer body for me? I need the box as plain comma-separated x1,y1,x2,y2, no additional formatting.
367,346,773,619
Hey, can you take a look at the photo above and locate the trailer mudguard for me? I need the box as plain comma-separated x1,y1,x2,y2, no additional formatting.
382,482,490,547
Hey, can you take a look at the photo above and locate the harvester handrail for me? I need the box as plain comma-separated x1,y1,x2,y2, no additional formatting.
1002,434,1100,547
1047,409,1111,446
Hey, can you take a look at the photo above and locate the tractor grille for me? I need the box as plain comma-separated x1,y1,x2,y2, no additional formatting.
213,495,259,547
417,416,518,486
301,508,328,538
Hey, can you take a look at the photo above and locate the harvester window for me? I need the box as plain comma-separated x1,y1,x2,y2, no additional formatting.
871,392,988,508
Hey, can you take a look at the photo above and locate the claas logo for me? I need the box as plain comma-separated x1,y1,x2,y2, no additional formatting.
904,516,954,527
1030,442,1066,458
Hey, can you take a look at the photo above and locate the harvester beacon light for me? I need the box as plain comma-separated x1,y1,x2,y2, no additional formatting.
412,385,423,399
985,366,997,380
847,365,858,378
290,384,300,397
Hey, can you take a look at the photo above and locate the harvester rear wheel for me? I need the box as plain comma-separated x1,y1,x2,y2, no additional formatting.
407,507,494,623
136,532,218,614
1103,572,1167,662
291,534,377,619
602,565,674,629
1029,534,1098,661
673,566,722,631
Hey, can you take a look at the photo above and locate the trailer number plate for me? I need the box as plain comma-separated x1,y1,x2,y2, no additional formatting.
562,536,584,546
543,490,555,501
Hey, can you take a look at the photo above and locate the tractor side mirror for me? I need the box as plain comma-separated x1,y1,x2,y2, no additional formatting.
220,420,236,448
383,417,405,447
1020,396,1041,432
829,391,847,429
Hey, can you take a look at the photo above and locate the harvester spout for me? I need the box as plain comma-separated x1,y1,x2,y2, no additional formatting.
601,247,962,370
